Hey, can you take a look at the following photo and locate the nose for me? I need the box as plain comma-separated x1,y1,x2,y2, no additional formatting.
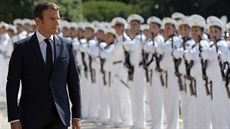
55,19,60,26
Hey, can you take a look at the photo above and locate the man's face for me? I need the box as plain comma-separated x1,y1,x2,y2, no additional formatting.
191,27,202,39
164,23,175,38
209,26,222,40
105,33,115,45
149,23,160,34
62,27,70,37
130,20,141,32
114,23,124,35
179,25,190,38
96,30,105,42
83,28,94,39
77,29,84,39
35,8,60,37
0,27,6,34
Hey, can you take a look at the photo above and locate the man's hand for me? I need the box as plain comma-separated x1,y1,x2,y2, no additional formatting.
10,121,22,129
72,119,81,129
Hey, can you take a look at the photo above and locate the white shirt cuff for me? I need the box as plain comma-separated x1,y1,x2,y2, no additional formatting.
73,118,81,121
10,119,20,123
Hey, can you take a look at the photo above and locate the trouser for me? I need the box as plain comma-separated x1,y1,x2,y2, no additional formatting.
181,78,197,129
109,77,132,124
22,103,67,129
131,67,146,128
146,71,164,129
195,77,211,129
163,71,179,129
210,78,228,129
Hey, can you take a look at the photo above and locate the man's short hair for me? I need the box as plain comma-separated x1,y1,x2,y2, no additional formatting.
33,1,59,19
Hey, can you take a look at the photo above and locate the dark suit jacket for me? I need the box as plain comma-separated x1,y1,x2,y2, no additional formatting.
6,33,82,128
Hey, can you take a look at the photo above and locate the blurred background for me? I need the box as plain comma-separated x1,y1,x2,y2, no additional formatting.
1,0,230,23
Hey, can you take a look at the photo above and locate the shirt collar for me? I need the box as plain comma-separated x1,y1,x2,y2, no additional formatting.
36,31,54,43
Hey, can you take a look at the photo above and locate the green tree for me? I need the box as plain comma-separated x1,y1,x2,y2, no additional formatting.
0,0,83,23
0,0,36,23
82,0,135,22
51,0,84,21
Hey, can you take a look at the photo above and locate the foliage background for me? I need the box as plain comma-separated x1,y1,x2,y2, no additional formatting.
1,0,230,23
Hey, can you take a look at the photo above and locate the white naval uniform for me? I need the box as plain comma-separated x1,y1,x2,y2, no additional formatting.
87,39,102,120
95,43,110,122
124,32,147,128
108,33,133,126
185,40,211,129
143,34,165,129
173,38,195,129
78,38,91,118
222,40,230,129
156,34,182,129
0,32,12,96
201,40,228,129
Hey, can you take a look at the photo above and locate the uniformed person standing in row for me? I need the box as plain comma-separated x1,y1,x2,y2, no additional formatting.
108,17,133,127
156,17,182,129
185,18,211,129
204,16,228,129
174,18,196,129
95,25,110,123
125,14,147,128
144,16,165,129
0,22,11,96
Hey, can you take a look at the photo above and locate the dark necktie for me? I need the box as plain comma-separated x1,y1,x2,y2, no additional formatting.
44,39,53,78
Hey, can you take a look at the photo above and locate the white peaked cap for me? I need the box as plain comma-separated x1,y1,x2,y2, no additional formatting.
141,24,149,30
111,17,128,28
171,12,185,20
189,19,206,29
0,21,9,29
100,22,111,29
60,20,70,28
176,18,190,30
7,24,17,33
147,16,162,26
77,22,85,30
206,16,220,24
220,15,228,25
13,18,23,25
207,16,225,32
226,22,230,31
188,14,206,23
30,20,36,25
127,14,144,23
96,24,105,32
162,17,177,29
23,18,32,25
69,22,78,29
105,27,117,37
84,23,95,31
92,20,100,28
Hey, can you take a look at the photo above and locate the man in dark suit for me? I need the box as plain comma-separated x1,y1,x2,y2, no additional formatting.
6,1,81,129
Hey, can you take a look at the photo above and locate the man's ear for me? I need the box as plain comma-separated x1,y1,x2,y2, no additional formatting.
34,17,41,25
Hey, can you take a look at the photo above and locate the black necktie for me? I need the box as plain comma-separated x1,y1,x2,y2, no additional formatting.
44,39,53,78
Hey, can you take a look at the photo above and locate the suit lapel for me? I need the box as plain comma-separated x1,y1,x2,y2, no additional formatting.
30,33,49,76
52,35,62,76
